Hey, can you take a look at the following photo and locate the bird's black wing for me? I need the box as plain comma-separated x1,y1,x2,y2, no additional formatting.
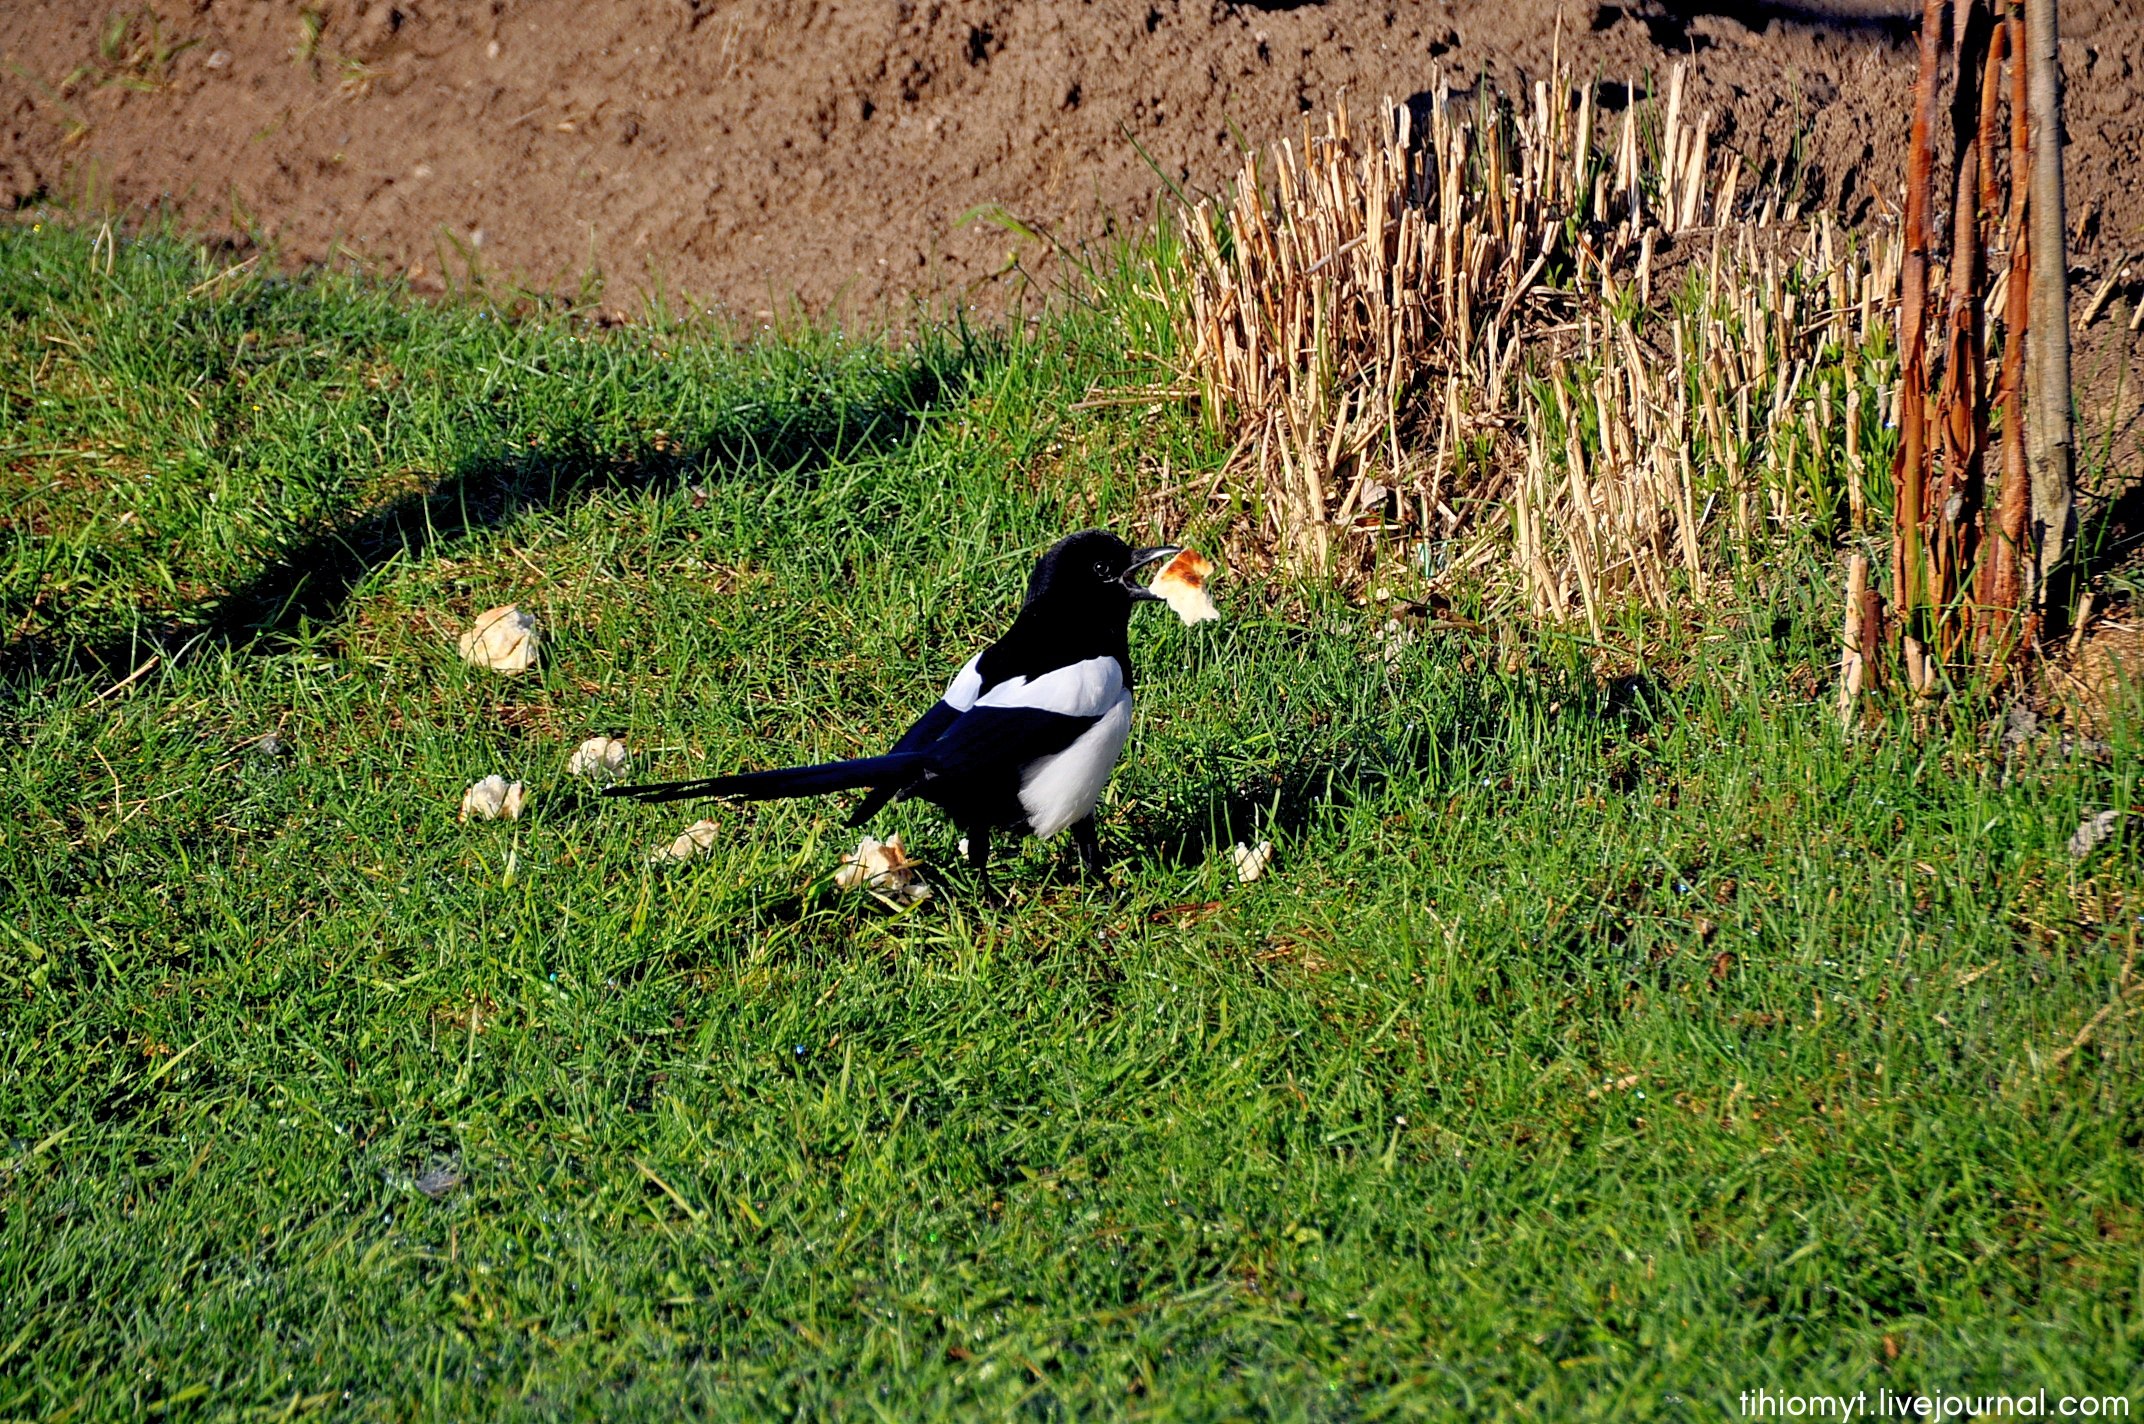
848,702,1092,827
886,698,964,756
916,704,1094,785
844,697,965,825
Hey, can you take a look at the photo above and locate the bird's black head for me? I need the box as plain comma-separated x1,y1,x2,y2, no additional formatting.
982,530,1182,684
1022,530,1182,615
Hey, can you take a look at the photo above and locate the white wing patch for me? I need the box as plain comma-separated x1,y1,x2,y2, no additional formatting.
942,654,984,712
976,655,1124,719
1018,691,1133,839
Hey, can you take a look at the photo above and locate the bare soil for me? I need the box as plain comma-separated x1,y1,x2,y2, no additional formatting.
4,0,2141,327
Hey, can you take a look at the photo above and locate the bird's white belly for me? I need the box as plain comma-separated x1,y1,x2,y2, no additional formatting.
1017,692,1132,839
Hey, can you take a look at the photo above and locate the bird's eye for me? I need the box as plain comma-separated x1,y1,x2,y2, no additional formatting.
1093,559,1112,578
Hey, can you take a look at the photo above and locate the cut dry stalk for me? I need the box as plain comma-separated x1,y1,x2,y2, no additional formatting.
1840,552,1872,727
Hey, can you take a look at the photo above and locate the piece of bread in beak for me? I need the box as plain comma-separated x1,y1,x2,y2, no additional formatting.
1150,549,1220,625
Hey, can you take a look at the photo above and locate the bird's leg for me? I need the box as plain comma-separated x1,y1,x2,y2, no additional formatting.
963,824,996,902
1070,815,1102,881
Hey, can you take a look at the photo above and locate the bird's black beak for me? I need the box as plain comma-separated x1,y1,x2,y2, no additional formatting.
1120,546,1182,602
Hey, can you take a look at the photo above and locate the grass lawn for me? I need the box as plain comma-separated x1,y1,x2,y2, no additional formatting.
2,222,2141,1420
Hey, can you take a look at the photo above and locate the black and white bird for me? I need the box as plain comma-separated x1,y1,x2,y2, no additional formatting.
605,530,1183,884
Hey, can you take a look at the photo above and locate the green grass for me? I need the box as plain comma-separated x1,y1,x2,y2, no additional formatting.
3,221,2142,1421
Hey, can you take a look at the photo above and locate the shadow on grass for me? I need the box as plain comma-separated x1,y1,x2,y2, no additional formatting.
2078,479,2144,590
1116,663,1662,874
2,343,977,689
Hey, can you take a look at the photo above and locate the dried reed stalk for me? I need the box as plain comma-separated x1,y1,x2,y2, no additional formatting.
1840,551,1872,727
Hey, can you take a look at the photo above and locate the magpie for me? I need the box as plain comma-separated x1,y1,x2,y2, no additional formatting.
605,530,1183,884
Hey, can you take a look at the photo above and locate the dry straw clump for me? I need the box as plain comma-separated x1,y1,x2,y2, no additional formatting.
1514,219,1901,636
1172,54,1908,629
1180,68,1587,577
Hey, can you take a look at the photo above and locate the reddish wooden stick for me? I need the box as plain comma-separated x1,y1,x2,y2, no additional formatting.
1984,0,2033,662
1894,0,1945,653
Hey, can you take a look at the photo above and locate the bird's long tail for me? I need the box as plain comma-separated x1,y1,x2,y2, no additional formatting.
601,752,924,807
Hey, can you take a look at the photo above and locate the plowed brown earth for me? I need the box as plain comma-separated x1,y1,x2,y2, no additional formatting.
4,0,2140,329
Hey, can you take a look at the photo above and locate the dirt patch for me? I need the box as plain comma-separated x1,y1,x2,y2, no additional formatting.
2054,612,2144,735
2,1,2141,328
